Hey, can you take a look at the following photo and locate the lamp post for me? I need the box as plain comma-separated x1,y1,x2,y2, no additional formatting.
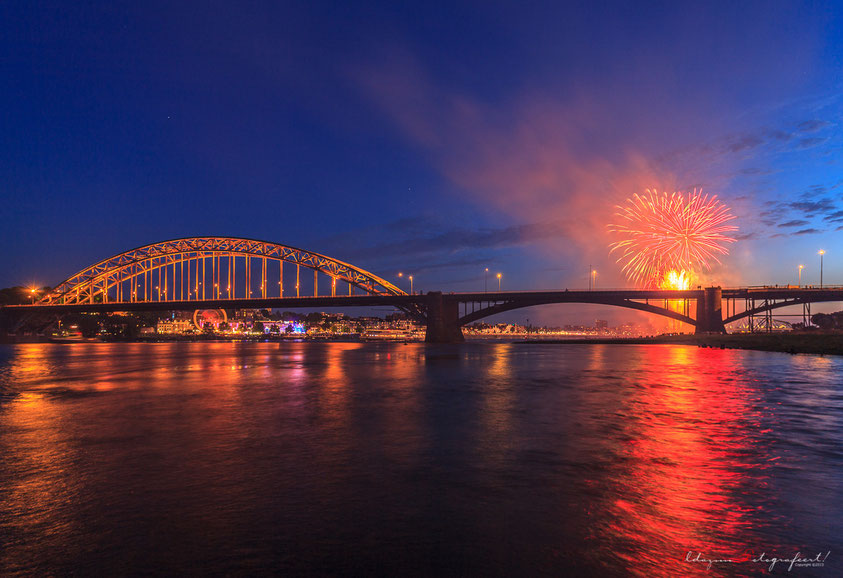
819,250,825,288
497,272,502,291
29,288,37,304
592,269,597,290
798,264,804,287
485,268,488,293
398,272,413,294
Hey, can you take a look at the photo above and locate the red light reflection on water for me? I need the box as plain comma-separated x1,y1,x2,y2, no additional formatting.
589,346,774,576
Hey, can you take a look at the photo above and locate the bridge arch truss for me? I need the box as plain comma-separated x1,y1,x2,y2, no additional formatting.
41,237,406,305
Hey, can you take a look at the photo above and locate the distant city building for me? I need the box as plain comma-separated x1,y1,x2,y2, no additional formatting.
157,318,193,334
234,309,262,320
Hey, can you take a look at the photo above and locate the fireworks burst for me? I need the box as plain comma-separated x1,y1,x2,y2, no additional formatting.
609,189,738,288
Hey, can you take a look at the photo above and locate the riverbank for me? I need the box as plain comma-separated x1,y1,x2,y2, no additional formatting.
521,332,843,355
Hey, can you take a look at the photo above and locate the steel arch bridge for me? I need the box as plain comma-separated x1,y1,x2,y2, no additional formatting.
41,236,406,306
5,235,843,341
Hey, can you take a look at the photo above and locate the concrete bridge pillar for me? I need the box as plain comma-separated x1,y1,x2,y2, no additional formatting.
695,286,727,334
424,291,465,343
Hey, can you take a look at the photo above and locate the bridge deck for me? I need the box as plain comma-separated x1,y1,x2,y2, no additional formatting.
5,287,843,314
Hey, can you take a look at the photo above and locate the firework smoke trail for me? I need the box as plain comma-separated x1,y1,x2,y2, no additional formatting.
609,189,738,287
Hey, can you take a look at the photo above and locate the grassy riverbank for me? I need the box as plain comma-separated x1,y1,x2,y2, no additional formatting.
522,332,843,355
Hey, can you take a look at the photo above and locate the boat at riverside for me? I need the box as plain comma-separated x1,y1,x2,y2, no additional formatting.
48,332,99,343
360,328,424,341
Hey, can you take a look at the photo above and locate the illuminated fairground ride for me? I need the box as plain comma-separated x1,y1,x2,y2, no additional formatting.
40,237,406,306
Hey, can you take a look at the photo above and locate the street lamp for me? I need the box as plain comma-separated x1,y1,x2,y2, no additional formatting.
798,264,804,287
485,268,489,293
819,250,825,288
592,269,597,290
29,287,37,304
497,272,502,291
398,272,412,294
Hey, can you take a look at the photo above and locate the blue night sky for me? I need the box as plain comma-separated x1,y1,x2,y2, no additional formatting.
2,1,843,324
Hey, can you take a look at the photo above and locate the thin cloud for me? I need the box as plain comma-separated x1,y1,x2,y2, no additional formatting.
740,167,773,175
796,119,832,132
319,219,577,282
823,210,843,221
798,137,828,149
788,199,836,214
726,134,764,153
777,220,809,228
764,128,793,142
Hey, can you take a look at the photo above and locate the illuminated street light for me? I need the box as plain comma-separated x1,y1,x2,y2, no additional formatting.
485,267,489,293
798,264,804,288
398,272,413,294
819,249,825,288
497,272,502,291
591,269,598,290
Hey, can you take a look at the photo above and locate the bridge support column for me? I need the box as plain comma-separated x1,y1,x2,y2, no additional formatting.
695,286,727,334
424,291,465,343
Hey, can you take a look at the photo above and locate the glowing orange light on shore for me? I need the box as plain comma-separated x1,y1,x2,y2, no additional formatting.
609,189,737,287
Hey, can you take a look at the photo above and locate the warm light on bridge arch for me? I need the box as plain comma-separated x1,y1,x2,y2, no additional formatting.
41,237,406,305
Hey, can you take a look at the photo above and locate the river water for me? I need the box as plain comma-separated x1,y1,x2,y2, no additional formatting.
0,342,841,576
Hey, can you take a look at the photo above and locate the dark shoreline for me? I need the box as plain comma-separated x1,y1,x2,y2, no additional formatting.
520,333,843,355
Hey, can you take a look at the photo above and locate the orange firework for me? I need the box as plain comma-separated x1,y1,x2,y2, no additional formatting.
609,189,737,288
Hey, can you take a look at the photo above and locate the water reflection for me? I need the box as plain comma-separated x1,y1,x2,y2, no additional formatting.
0,342,840,576
477,343,516,467
1,390,84,574
586,347,771,575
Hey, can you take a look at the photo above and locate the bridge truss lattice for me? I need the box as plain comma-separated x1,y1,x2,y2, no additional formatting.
41,237,406,305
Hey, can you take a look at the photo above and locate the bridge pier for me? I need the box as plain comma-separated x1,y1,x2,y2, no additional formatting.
695,286,727,334
424,291,465,343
